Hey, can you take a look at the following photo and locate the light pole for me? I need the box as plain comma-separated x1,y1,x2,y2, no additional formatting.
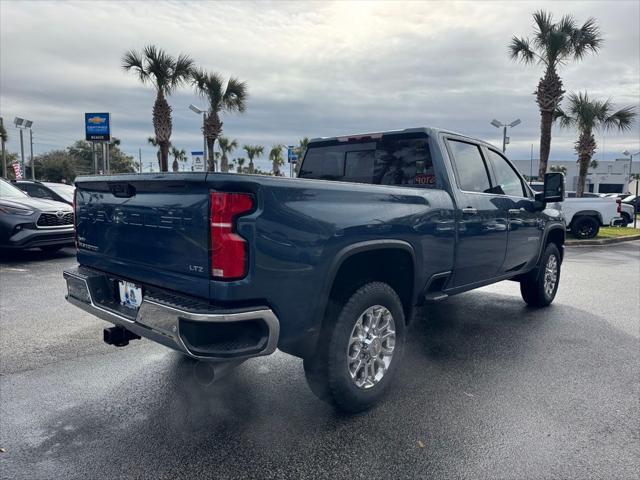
622,149,639,188
623,149,640,229
491,118,521,153
189,104,208,170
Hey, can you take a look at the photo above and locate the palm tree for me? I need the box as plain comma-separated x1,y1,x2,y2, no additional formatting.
509,11,603,179
170,146,187,172
269,144,285,176
243,145,264,174
218,137,238,173
191,69,248,172
236,158,246,173
550,165,567,175
294,137,309,175
122,46,193,172
555,92,636,197
147,136,162,170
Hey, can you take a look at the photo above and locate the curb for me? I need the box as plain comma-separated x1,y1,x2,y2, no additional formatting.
566,235,640,246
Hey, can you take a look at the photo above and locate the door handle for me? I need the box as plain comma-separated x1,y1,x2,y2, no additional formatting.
508,208,523,214
462,207,478,215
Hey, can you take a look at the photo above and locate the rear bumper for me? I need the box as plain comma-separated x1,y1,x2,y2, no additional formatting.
63,266,279,361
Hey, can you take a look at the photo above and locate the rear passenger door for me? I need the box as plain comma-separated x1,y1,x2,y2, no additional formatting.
445,138,508,287
484,148,542,273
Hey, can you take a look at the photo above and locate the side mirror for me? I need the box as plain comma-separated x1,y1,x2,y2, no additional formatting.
543,172,564,203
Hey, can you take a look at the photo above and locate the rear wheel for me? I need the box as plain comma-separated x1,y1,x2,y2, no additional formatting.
621,212,631,227
303,282,405,413
571,216,599,239
520,243,561,307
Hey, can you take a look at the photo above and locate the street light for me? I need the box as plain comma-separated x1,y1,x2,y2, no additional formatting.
622,149,640,229
622,149,639,184
189,104,208,170
491,118,521,153
14,117,35,180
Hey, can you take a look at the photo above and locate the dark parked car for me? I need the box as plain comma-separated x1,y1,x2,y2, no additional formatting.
0,178,74,252
14,180,75,206
63,127,566,412
622,195,640,213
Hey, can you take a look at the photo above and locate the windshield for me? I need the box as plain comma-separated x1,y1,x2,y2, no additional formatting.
0,179,29,199
44,182,75,202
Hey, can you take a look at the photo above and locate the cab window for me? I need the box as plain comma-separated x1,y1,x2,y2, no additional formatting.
485,149,527,197
447,140,492,193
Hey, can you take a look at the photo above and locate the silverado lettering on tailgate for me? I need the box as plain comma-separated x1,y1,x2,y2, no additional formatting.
79,206,195,231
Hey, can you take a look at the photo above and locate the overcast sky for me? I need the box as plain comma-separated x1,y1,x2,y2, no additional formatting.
1,0,639,173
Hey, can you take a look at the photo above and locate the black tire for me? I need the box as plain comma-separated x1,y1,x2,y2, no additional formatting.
621,212,631,227
571,216,599,239
303,282,406,413
520,243,561,307
40,245,64,254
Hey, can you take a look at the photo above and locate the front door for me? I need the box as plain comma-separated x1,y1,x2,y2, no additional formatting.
445,138,508,287
483,148,543,272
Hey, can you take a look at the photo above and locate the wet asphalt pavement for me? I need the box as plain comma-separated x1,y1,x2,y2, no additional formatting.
1,243,639,480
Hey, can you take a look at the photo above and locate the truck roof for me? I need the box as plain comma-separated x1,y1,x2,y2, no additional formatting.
309,127,496,149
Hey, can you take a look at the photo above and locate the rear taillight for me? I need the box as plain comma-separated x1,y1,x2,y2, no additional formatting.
210,192,254,280
616,198,621,214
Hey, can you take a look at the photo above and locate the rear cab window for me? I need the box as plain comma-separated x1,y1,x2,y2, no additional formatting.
299,132,438,188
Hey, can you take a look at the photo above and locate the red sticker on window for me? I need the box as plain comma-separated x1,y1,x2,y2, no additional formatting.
415,174,436,185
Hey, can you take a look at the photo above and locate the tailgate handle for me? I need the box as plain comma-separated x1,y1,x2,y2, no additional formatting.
109,183,136,198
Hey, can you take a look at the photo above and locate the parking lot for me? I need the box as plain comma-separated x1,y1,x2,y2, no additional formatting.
1,243,639,480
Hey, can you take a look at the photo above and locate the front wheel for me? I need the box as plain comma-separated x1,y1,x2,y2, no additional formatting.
303,282,405,413
520,243,561,307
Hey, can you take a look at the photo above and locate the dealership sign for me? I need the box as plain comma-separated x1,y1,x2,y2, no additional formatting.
191,151,205,172
85,113,111,141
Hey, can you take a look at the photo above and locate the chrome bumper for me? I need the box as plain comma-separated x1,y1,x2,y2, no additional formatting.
63,266,279,361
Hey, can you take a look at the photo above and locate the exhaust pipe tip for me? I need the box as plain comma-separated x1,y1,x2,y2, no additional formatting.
103,326,141,347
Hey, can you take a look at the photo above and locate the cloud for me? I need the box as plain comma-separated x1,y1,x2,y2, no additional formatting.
1,0,638,173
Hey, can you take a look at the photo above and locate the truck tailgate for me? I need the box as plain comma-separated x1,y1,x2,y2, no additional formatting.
74,174,211,298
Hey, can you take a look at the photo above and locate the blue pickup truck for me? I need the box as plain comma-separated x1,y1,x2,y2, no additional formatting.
64,127,565,412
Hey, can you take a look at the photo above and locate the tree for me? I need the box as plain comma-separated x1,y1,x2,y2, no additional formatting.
294,137,309,175
191,69,247,172
269,144,285,176
67,139,135,176
122,45,193,172
550,165,567,175
236,157,246,173
35,150,77,182
170,146,187,172
243,145,263,174
509,11,603,180
218,136,238,173
555,92,636,197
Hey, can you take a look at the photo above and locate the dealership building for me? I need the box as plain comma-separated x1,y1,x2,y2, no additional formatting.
512,158,640,194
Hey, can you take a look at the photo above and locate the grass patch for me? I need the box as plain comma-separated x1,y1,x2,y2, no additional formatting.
596,226,640,239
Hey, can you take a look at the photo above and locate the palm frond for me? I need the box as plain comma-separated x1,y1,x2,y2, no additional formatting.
553,106,575,129
532,10,554,41
121,49,150,85
572,17,604,60
602,106,637,132
169,53,194,93
223,77,248,113
508,36,537,64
